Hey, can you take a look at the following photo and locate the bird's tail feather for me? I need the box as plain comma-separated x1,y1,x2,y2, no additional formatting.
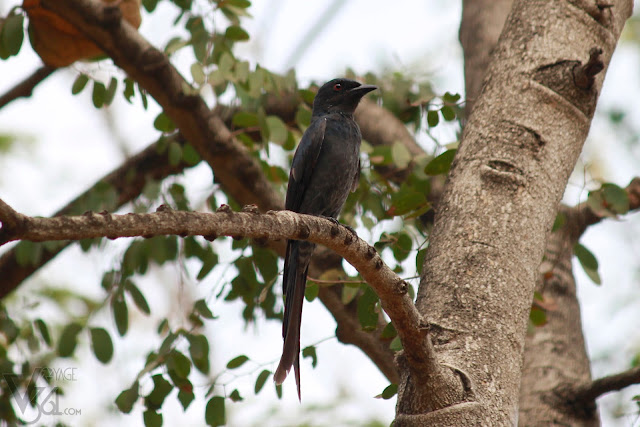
274,240,313,400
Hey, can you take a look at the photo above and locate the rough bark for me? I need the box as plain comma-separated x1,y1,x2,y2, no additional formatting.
398,0,632,425
520,214,598,425
520,178,640,425
461,1,640,425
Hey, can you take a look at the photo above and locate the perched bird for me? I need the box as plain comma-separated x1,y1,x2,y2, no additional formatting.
274,78,377,398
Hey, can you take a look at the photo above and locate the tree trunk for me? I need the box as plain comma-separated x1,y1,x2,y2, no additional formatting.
461,1,602,423
395,0,632,425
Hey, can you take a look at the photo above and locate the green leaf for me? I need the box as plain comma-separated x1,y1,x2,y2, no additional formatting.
227,0,251,8
388,186,428,217
177,389,195,410
529,306,547,326
154,113,176,133
191,62,205,85
72,74,90,95
442,91,461,103
168,141,183,166
341,283,360,305
424,149,456,175
295,105,312,129
92,81,106,108
440,105,456,121
304,282,319,302
266,116,288,145
225,25,250,41
427,110,439,127
252,246,278,283
143,409,163,427
142,0,160,12
125,281,151,315
275,382,283,399
299,88,316,105
168,350,191,379
139,85,149,109
14,241,42,266
115,382,139,413
0,313,18,344
254,370,270,394
2,14,24,56
187,333,210,374
58,323,83,357
391,142,411,169
197,252,218,280
145,374,173,409
123,78,135,102
389,336,402,351
159,331,178,354
226,355,249,369
105,77,118,105
302,346,317,368
587,183,630,217
229,389,243,402
34,319,51,346
357,285,379,331
194,299,215,319
573,243,601,285
182,143,201,165
113,294,129,336
381,322,397,339
235,60,250,82
205,396,226,426
90,327,114,364
390,231,413,262
376,383,398,400
232,112,259,128
552,212,566,232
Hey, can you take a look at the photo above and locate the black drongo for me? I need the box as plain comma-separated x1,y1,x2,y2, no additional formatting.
273,78,377,398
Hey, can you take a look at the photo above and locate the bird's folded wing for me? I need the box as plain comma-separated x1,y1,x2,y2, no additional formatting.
285,117,327,211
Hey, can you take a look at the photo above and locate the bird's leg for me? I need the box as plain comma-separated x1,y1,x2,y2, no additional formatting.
319,215,358,236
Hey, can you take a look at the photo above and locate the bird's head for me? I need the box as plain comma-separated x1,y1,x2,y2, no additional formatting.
312,78,377,116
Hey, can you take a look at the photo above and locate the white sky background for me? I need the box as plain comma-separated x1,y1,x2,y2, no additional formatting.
0,0,639,426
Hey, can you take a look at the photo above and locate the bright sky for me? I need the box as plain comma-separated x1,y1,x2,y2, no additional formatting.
0,1,639,426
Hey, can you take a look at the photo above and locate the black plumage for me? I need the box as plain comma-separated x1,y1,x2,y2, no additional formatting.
273,78,377,398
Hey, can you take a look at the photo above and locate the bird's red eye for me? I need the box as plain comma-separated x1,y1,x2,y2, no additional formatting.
333,83,342,91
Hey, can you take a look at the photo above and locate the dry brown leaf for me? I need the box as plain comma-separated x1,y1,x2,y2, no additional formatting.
23,0,141,67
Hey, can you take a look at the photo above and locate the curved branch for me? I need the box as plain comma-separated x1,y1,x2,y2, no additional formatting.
0,199,436,382
567,177,640,239
0,65,57,110
568,366,640,403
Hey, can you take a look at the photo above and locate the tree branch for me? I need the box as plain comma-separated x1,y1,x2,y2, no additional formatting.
0,135,192,299
568,366,640,403
0,199,435,383
0,65,57,110
568,177,640,239
40,0,282,212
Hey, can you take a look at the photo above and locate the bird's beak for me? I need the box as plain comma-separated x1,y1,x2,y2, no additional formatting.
349,84,377,95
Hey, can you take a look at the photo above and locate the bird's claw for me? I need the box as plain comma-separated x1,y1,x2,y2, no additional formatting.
320,216,357,236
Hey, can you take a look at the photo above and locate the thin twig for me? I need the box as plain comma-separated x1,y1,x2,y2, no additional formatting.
568,366,640,403
0,66,57,110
